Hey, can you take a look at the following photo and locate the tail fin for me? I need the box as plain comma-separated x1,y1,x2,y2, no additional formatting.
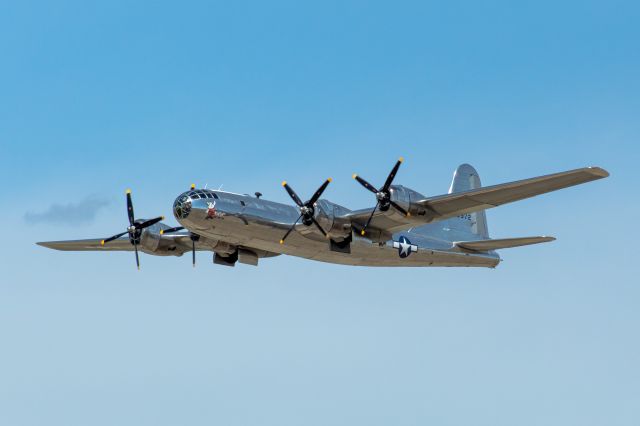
449,164,489,239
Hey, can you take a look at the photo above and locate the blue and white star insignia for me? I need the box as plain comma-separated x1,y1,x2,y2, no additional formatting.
393,236,418,258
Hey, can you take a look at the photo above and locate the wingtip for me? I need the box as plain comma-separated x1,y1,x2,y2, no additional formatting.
587,166,610,178
35,241,63,250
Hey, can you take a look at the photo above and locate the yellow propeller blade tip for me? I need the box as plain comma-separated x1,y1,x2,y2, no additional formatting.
159,230,164,235
399,157,404,163
125,189,131,194
352,173,358,179
360,230,366,236
281,181,287,187
279,239,284,244
327,177,333,182
100,240,105,246
190,184,196,189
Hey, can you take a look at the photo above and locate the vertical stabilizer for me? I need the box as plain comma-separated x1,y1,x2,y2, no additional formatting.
449,164,490,238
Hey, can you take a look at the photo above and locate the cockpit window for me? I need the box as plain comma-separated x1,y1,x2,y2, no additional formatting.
173,193,192,219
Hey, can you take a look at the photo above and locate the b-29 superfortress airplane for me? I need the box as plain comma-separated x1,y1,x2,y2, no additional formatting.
38,159,609,269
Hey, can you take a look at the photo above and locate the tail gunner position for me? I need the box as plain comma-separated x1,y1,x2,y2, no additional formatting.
38,159,609,269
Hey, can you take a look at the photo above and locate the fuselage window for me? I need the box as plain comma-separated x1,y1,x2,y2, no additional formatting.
212,193,219,199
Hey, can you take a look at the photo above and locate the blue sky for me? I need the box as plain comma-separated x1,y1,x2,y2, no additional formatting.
1,1,638,425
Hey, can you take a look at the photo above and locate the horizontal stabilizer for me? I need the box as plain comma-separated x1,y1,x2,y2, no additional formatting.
454,236,555,252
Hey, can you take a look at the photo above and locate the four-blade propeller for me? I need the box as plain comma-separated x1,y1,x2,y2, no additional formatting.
101,189,164,270
352,157,410,236
279,178,332,244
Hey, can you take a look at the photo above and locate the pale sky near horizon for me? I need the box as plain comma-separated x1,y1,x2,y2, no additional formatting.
1,1,638,425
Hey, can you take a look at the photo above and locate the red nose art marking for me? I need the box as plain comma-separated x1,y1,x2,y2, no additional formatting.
206,202,217,218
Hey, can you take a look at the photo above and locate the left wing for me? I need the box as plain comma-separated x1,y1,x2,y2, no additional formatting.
38,237,133,251
37,232,198,254
345,166,609,237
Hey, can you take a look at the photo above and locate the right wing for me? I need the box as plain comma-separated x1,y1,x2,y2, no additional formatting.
345,166,609,235
417,166,609,220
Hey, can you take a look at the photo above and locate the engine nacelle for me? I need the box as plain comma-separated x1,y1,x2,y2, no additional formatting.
388,185,426,217
311,199,353,242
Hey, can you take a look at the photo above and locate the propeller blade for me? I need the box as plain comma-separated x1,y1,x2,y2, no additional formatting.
159,226,185,235
307,178,332,206
282,181,304,207
311,217,328,237
280,214,303,244
126,189,135,226
101,231,128,245
382,157,403,192
390,200,410,217
137,216,164,230
360,201,380,236
192,239,196,267
134,241,140,270
353,174,379,194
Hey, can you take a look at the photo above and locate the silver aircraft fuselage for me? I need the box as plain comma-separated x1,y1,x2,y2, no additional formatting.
175,189,500,268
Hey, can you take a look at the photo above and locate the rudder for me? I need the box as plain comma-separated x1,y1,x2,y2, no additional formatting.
449,164,489,239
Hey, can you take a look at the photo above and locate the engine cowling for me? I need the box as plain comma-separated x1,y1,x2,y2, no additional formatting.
388,185,426,217
311,200,353,242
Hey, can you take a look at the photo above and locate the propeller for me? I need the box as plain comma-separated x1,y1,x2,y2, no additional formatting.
279,178,332,244
101,189,164,270
352,157,411,236
160,221,199,268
